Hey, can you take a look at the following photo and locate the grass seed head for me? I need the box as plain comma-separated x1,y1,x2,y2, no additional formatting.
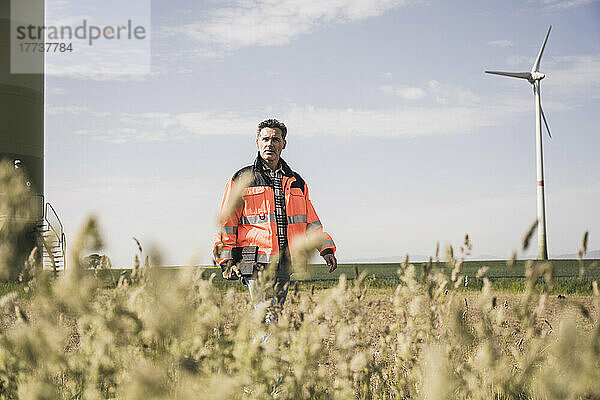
578,231,589,260
476,266,489,279
218,170,253,224
133,237,143,253
522,219,538,251
508,250,517,267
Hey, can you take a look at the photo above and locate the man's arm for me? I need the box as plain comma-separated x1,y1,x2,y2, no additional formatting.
213,176,244,278
304,183,338,273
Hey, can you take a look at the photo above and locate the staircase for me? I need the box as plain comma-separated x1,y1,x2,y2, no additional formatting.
37,202,66,270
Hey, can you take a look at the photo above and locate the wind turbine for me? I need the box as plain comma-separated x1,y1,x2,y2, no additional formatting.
485,26,553,260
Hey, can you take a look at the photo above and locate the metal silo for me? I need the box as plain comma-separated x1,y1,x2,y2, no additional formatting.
0,0,44,196
0,0,66,274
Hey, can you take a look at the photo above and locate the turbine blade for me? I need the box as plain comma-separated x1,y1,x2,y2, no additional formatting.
485,71,532,80
541,104,552,138
532,26,552,73
539,83,552,138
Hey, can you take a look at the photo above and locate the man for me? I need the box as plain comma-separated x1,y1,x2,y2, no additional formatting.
214,118,337,322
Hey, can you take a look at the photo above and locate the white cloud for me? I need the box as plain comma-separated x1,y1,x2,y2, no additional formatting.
397,87,427,100
427,80,481,105
541,0,599,9
47,90,534,143
506,55,532,67
175,112,256,135
494,53,600,99
53,58,600,144
281,101,529,137
46,47,154,82
544,54,600,95
380,85,426,100
46,105,115,117
487,40,513,48
46,105,90,115
381,80,481,105
49,87,66,95
163,0,416,57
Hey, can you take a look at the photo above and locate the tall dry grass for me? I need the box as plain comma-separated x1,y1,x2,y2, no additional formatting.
0,164,598,399
0,160,41,282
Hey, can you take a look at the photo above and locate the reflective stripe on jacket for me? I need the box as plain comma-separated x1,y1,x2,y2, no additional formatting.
213,155,336,266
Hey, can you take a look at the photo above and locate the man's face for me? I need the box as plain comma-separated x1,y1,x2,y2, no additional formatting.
256,127,286,165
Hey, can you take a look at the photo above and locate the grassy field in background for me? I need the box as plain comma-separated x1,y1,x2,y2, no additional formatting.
108,259,600,294
1,259,597,297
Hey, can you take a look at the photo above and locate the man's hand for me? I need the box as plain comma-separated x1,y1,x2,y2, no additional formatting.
221,261,241,280
323,253,338,273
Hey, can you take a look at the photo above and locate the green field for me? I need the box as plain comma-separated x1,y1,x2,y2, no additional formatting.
1,259,597,298
101,258,600,295
291,259,600,281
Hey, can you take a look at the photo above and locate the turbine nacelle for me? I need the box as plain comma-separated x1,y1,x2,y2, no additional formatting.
530,71,545,82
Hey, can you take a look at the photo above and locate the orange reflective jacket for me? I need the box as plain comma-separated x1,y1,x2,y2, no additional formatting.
213,156,336,267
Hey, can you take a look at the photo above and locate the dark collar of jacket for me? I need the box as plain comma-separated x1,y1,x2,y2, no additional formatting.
233,154,305,192
253,153,294,178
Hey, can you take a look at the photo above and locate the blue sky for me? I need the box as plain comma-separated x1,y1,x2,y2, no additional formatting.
44,0,600,266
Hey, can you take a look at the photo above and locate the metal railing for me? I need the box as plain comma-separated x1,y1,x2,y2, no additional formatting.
45,202,64,242
44,202,66,270
0,193,67,269
61,232,67,270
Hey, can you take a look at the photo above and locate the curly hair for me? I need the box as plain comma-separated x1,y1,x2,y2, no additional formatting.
257,118,287,139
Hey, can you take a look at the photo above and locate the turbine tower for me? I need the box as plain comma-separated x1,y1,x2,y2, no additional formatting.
485,26,553,260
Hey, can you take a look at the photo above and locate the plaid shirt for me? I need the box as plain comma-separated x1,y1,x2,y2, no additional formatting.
261,160,288,250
